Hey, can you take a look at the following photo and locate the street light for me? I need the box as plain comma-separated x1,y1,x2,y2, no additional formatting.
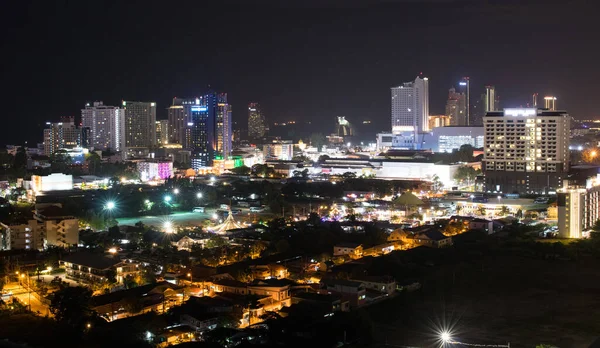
441,331,451,343
164,195,172,203
163,221,173,233
105,201,115,210
173,188,180,195
196,192,203,199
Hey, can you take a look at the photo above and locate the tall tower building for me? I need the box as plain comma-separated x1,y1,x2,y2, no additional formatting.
215,93,232,160
484,86,496,112
445,87,466,126
248,103,267,139
190,103,215,169
391,76,429,134
81,101,125,151
43,117,84,156
123,101,156,149
459,77,470,125
155,120,169,145
483,108,570,194
167,97,198,146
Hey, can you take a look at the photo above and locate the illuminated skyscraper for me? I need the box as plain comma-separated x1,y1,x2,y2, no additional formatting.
483,108,570,194
190,103,214,169
123,101,156,149
459,77,470,125
484,85,496,112
215,93,232,160
248,102,267,139
391,75,429,134
81,101,125,151
445,87,466,126
167,97,198,146
43,117,86,156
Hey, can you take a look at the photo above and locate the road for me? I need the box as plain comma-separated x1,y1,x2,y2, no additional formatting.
3,282,52,317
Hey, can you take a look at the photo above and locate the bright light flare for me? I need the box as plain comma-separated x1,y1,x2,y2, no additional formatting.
173,188,180,194
164,195,172,202
105,201,115,210
440,331,451,343
163,221,174,233
196,192,203,198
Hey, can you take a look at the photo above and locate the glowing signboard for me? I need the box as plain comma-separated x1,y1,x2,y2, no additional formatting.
191,106,208,112
504,108,537,117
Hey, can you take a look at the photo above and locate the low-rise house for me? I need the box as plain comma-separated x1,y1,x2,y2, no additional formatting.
212,278,248,295
60,252,140,284
91,281,180,321
247,278,293,306
469,218,495,234
319,278,366,307
292,291,350,312
333,242,363,258
349,275,396,296
249,264,289,280
411,230,453,248
387,229,410,243
172,235,207,251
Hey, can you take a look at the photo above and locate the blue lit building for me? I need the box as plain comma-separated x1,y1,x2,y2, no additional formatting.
190,101,215,169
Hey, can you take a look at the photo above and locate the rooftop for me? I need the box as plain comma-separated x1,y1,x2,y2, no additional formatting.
334,242,362,249
91,281,176,307
61,252,121,270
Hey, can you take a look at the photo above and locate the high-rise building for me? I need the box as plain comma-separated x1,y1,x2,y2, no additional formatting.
459,77,470,125
155,120,169,145
190,103,215,169
43,117,85,156
248,103,267,139
391,76,429,134
483,108,570,194
167,97,198,145
445,87,467,126
123,101,156,149
544,96,557,111
484,86,496,112
558,175,600,239
81,101,125,151
215,93,232,160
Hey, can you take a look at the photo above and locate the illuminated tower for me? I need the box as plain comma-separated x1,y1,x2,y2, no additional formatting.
544,96,557,111
248,103,267,139
391,75,429,134
459,77,470,125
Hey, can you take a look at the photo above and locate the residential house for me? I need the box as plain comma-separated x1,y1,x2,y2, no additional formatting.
292,291,350,313
349,275,396,296
172,235,207,251
411,230,453,248
247,278,293,307
249,264,289,280
212,278,248,295
319,279,366,307
91,281,180,321
469,218,496,234
60,252,140,284
333,242,363,258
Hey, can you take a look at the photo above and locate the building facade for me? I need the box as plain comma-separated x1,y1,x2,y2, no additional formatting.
137,160,174,181
263,141,293,161
215,93,232,160
0,220,45,251
43,117,85,156
123,101,157,149
446,87,467,126
167,97,198,146
190,103,215,169
248,103,267,139
81,102,125,151
558,176,600,238
391,76,429,134
421,126,484,153
483,108,570,194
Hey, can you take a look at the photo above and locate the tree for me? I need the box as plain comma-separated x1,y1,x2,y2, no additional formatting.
453,165,478,187
342,172,357,179
275,239,290,253
431,174,443,192
498,205,510,217
85,152,102,175
317,154,330,163
310,133,327,152
50,286,93,326
476,204,486,216
592,219,600,232
205,235,228,249
443,221,465,236
230,165,251,175
13,146,27,169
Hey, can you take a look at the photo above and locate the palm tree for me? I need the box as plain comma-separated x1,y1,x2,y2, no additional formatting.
498,205,510,217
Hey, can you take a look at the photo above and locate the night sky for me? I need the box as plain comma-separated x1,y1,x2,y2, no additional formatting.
2,0,599,145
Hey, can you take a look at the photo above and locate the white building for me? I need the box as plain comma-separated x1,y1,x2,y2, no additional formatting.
391,76,429,134
483,108,570,194
421,126,484,153
81,102,125,151
558,176,600,239
137,161,174,181
123,101,157,149
263,141,293,161
30,173,73,194
35,206,79,247
0,220,45,251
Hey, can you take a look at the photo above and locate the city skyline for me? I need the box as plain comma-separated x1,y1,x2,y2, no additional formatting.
2,1,597,145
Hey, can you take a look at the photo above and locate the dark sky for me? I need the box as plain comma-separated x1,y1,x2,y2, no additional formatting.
2,0,599,145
